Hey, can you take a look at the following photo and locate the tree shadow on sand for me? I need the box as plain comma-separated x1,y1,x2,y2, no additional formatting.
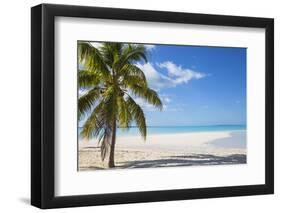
121,154,246,169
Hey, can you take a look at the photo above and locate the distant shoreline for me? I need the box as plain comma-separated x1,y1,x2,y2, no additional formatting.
116,129,247,138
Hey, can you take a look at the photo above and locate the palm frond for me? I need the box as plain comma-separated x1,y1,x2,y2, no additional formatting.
78,70,102,89
122,75,147,89
126,95,147,139
80,102,104,139
98,127,112,161
99,43,122,68
142,88,163,110
116,44,147,71
97,94,117,160
78,42,164,164
117,96,132,128
78,87,101,120
80,99,114,161
119,64,147,83
78,42,110,77
128,84,163,110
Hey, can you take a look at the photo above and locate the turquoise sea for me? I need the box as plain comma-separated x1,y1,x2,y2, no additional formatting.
77,125,245,137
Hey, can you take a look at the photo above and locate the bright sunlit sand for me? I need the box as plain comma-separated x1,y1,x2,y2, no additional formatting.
77,42,247,170
79,130,246,170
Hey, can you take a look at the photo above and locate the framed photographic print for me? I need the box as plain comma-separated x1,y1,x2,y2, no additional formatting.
31,3,274,209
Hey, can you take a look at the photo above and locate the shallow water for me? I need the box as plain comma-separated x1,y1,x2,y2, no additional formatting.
79,125,246,136
115,125,246,136
208,131,246,149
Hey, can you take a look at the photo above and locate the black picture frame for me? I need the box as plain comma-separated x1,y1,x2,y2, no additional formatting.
31,3,274,209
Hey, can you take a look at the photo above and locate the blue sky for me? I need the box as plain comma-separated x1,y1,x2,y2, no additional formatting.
134,44,246,126
83,42,246,127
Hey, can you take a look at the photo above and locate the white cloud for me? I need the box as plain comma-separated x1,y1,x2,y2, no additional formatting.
164,97,171,103
144,44,156,51
135,62,175,90
135,61,206,91
159,94,171,104
158,61,206,84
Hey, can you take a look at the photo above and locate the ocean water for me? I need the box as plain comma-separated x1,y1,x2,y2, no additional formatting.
78,125,245,137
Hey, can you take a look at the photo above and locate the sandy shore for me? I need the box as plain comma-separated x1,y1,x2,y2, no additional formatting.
79,131,246,170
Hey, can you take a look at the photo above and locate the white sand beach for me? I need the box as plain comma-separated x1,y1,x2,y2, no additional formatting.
79,131,246,170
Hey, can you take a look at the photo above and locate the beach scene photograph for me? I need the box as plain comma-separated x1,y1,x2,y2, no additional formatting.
78,41,246,170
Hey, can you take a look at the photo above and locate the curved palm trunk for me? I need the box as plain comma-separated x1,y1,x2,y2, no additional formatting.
108,120,116,168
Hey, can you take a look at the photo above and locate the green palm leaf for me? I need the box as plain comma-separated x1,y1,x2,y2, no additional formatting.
78,41,163,166
117,96,132,129
119,64,147,83
78,42,110,78
78,87,101,120
126,95,147,139
117,44,147,70
78,70,102,89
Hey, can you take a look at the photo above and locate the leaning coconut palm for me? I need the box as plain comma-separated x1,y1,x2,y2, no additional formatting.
78,42,163,168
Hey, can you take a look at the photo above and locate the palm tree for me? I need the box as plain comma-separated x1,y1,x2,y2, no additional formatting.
78,42,163,168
